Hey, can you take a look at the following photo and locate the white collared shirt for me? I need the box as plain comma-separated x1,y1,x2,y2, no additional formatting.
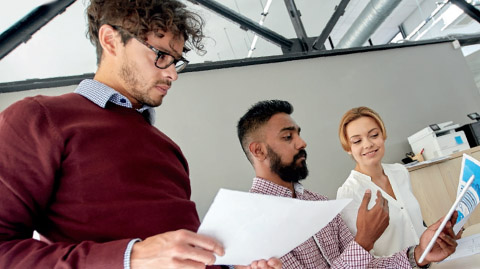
337,163,426,257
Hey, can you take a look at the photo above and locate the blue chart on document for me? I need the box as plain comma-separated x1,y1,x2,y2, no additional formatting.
419,154,479,264
455,154,480,234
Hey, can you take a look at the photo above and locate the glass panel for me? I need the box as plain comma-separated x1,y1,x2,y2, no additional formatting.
463,44,480,92
183,1,285,63
1,0,480,84
402,2,480,43
0,1,96,83
0,1,51,33
325,0,480,48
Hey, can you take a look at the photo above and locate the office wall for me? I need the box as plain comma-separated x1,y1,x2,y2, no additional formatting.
1,42,479,219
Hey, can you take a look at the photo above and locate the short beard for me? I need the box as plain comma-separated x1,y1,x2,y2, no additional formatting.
267,146,309,183
119,55,168,108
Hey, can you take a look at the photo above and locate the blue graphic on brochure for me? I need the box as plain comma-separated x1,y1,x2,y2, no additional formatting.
454,154,480,234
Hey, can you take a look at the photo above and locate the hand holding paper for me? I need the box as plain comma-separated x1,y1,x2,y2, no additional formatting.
197,189,351,265
130,229,225,268
235,258,282,269
418,153,480,264
416,211,459,266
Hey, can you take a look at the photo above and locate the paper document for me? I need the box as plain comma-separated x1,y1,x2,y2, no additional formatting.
419,154,480,263
441,232,480,262
198,188,351,265
418,174,475,263
404,155,450,169
454,154,480,234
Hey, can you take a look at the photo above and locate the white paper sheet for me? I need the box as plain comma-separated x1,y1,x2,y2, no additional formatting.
197,188,352,265
418,174,475,264
441,232,480,262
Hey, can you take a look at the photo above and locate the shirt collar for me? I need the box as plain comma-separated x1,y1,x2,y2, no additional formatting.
74,79,155,124
350,163,387,182
252,177,304,197
294,182,305,195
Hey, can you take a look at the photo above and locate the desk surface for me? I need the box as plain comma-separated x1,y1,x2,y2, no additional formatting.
431,224,480,268
406,148,480,267
407,146,480,172
408,146,480,227
431,254,480,269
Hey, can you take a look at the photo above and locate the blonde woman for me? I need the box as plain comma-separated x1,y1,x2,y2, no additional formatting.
336,106,426,257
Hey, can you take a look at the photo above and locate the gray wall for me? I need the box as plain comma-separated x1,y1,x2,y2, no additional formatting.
1,42,479,220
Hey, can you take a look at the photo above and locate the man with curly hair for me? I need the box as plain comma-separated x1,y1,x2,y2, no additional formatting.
0,1,280,268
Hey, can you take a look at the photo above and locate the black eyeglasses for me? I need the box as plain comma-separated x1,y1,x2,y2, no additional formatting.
112,26,189,72
134,37,189,72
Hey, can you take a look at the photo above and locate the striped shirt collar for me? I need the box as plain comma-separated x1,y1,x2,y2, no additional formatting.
74,79,155,124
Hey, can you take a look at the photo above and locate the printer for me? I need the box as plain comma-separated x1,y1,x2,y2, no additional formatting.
408,121,470,161
455,121,480,148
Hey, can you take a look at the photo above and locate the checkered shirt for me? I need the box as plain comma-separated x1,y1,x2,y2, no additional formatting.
74,79,156,125
250,177,411,268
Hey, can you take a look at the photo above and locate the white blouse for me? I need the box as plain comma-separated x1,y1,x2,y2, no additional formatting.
336,163,426,257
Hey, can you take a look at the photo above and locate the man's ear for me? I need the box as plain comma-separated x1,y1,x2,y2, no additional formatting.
249,142,266,161
98,24,121,57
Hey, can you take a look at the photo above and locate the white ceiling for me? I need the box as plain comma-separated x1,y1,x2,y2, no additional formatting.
0,0,479,84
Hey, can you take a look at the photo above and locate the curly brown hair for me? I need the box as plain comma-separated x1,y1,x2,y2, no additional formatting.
86,0,205,64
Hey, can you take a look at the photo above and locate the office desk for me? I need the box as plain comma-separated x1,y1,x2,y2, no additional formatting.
408,146,480,228
431,224,480,268
431,254,480,269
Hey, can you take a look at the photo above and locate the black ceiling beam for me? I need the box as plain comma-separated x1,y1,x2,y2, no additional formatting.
450,0,480,23
312,0,351,50
5,36,478,93
284,0,309,52
0,73,93,93
0,0,76,61
189,0,293,50
452,33,480,46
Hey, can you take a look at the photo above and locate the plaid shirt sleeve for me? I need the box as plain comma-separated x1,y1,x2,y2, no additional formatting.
330,216,411,268
280,251,304,268
331,241,410,268
250,179,413,269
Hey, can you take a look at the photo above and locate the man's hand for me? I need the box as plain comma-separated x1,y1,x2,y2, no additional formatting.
355,189,389,251
455,226,465,240
414,211,458,267
235,258,282,269
131,229,225,269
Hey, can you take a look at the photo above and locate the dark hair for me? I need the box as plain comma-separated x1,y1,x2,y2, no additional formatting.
237,100,293,163
86,0,205,64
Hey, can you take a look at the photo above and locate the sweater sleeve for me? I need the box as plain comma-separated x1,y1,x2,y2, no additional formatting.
0,98,129,268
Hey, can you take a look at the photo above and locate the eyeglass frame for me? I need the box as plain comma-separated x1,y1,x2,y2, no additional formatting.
111,25,189,72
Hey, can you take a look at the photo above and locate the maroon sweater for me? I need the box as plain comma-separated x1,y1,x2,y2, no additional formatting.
0,93,200,268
